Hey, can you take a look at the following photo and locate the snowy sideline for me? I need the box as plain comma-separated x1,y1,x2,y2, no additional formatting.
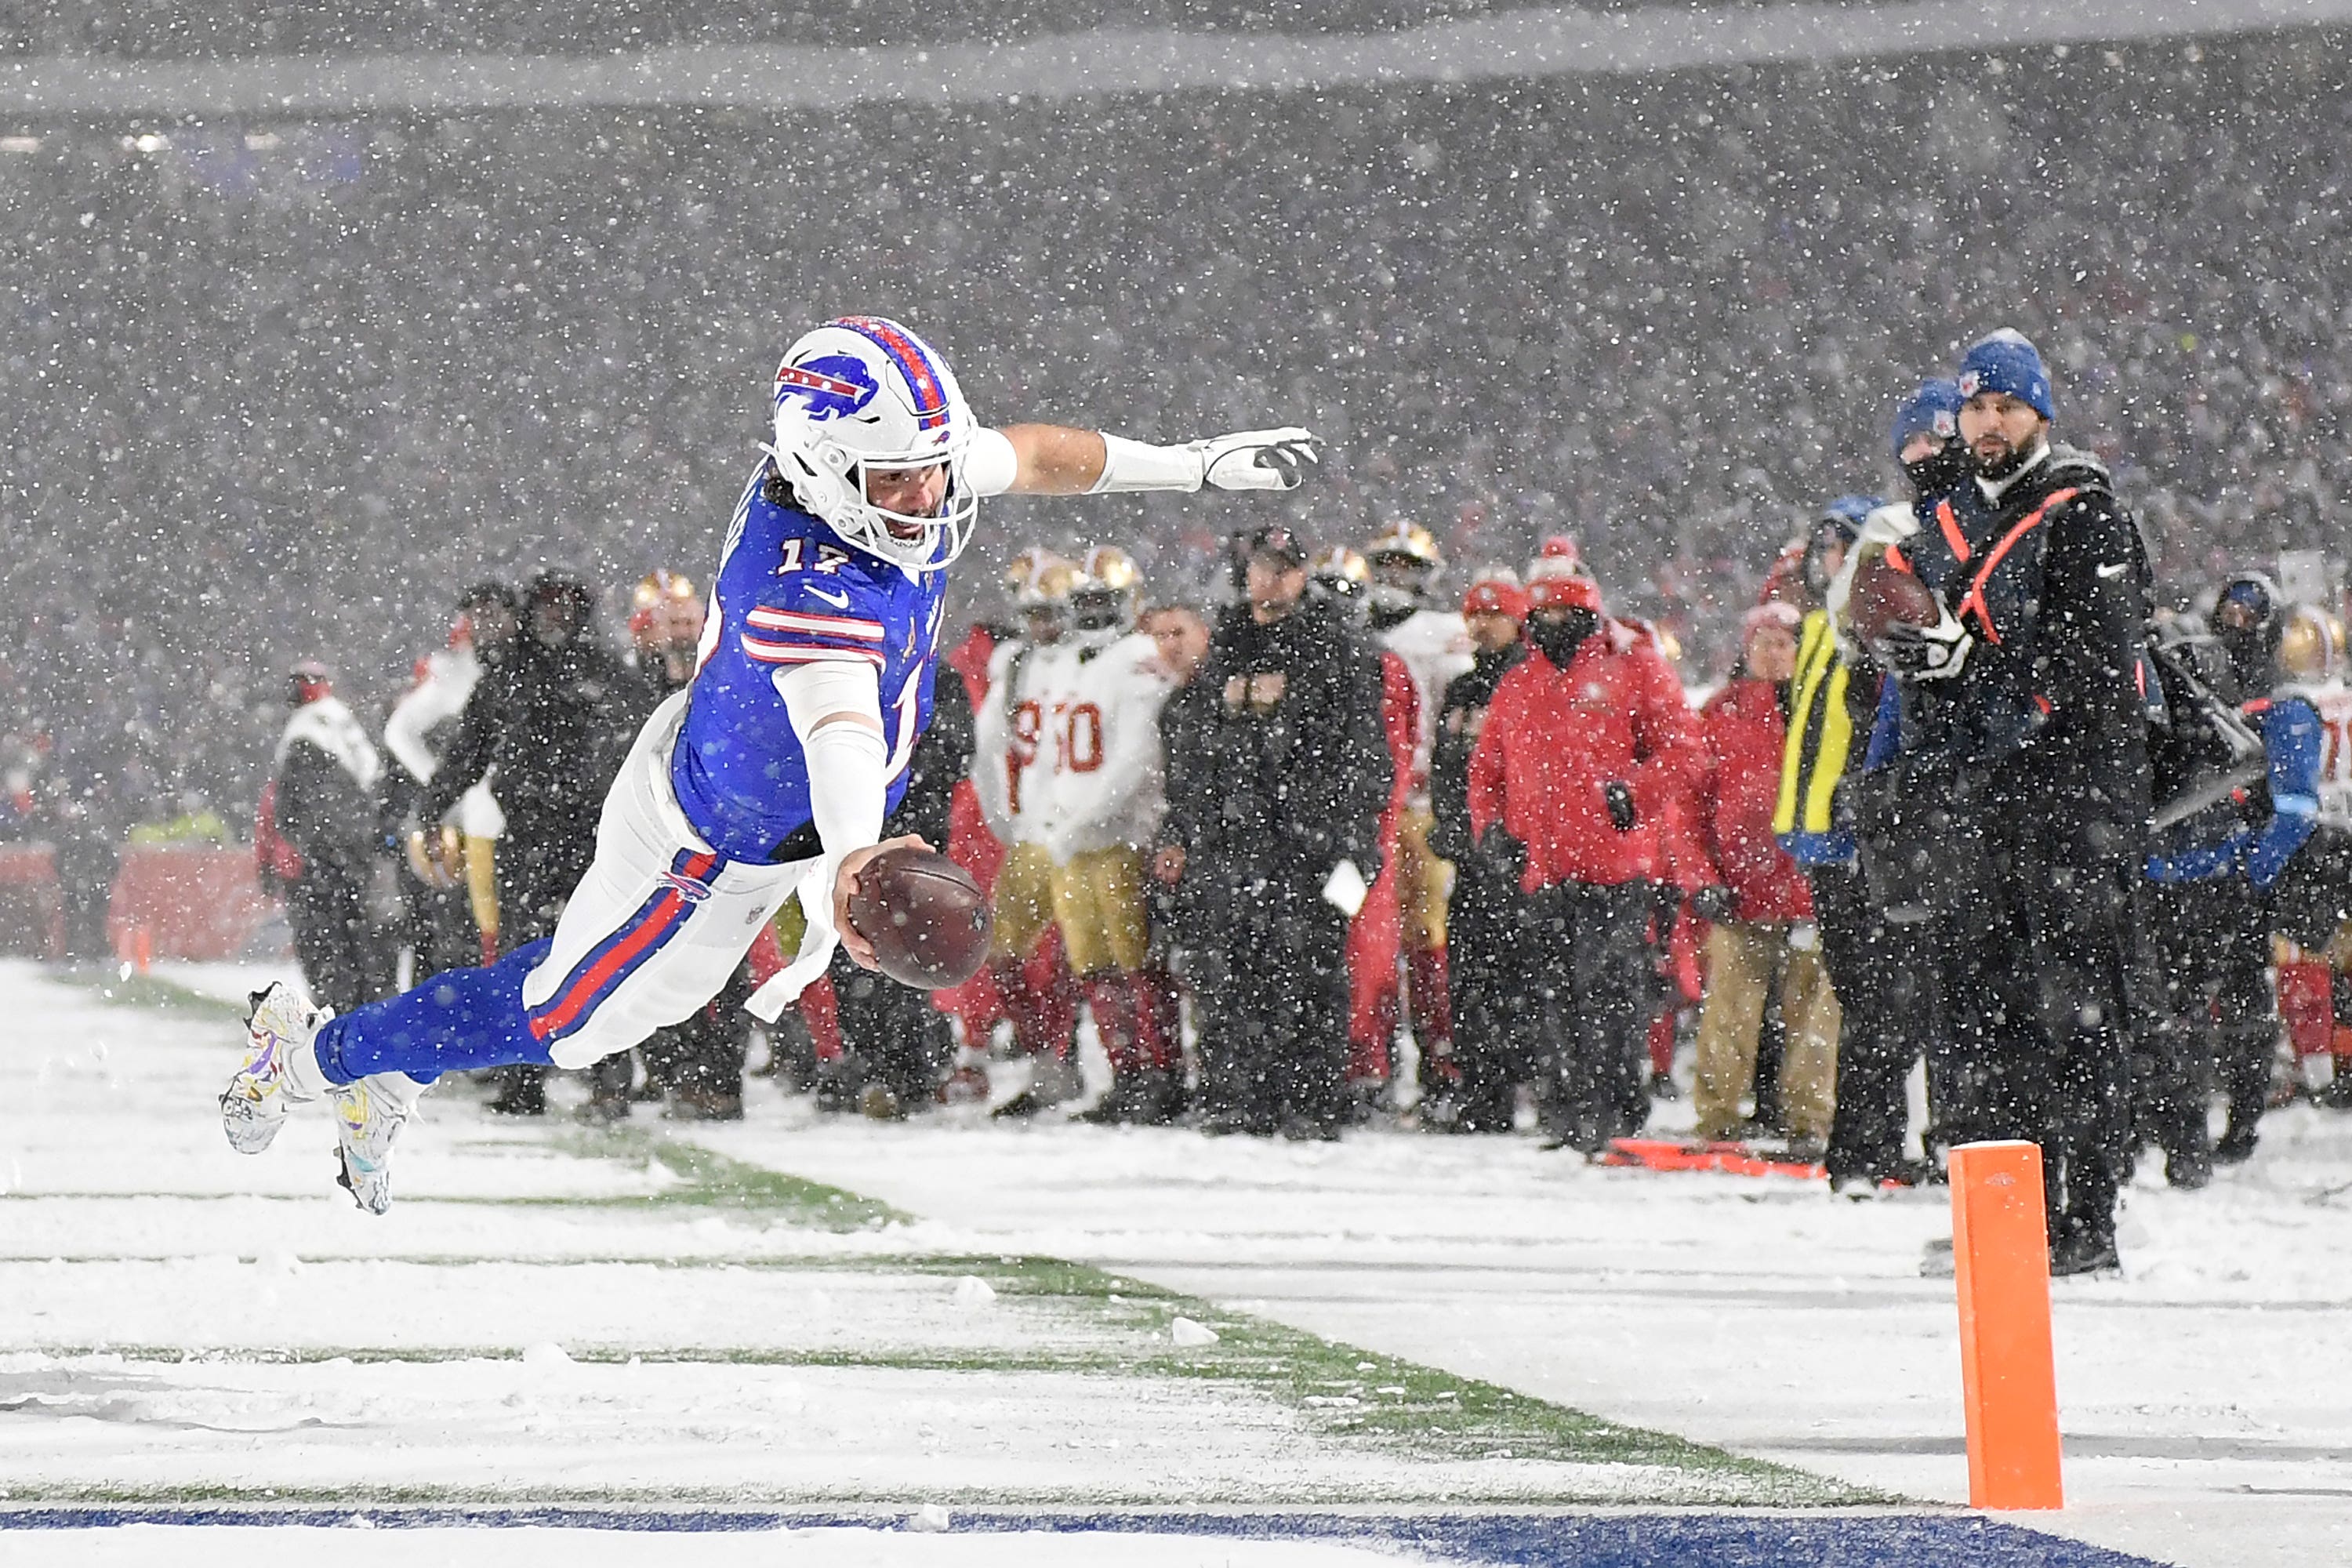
5,960,2348,1565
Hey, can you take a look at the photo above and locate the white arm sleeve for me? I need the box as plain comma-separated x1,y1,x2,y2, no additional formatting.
1088,433,1207,495
743,661,890,1025
776,660,889,866
965,426,1019,499
381,661,473,785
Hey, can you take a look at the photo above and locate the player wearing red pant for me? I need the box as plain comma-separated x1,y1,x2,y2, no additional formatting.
1026,547,1187,1123
1348,522,1475,1111
972,550,1085,1114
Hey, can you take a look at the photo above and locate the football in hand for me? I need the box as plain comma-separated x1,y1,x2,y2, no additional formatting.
844,845,993,990
1847,550,1942,644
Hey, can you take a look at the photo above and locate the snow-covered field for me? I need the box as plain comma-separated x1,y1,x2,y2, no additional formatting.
5,959,2349,1565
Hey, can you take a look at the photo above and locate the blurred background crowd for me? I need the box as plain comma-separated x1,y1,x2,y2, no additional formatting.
5,26,2350,844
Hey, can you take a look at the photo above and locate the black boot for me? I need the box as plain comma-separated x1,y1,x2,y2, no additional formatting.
2212,1118,2260,1165
2049,1223,2122,1277
1076,1075,1139,1125
1125,1069,1184,1127
2165,1144,2213,1189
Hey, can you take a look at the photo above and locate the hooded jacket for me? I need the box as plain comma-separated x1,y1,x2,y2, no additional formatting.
1467,621,1704,891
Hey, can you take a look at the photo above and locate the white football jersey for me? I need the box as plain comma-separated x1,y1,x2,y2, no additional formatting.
1378,608,1475,793
971,636,1062,848
1023,627,1178,863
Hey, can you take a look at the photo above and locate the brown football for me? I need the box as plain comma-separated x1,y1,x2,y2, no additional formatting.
845,845,993,990
1848,550,1941,644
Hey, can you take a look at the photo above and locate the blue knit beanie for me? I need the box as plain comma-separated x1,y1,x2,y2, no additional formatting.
1889,377,1962,461
1955,330,2053,421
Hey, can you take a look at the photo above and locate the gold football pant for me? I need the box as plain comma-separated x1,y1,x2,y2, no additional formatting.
1049,846,1150,976
990,841,1058,961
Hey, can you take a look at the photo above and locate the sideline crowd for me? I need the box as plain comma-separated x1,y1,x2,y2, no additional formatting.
158,327,2352,1280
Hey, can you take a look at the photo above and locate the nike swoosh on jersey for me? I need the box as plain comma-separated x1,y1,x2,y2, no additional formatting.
806,586,852,608
2096,562,2129,579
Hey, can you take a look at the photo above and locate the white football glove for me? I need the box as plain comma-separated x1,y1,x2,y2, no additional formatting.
1193,427,1321,492
1880,601,1974,682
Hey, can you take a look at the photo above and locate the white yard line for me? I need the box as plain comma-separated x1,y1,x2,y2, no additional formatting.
2,1523,1422,1568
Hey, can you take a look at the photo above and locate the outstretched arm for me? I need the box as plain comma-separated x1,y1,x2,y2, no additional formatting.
966,423,1319,498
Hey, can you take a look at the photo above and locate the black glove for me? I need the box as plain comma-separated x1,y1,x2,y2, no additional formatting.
1690,884,1739,926
1479,827,1527,884
1878,613,1973,681
1603,782,1639,833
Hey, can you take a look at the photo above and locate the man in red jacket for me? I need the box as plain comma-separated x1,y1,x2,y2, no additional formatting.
1467,565,1704,1152
1687,602,1841,1158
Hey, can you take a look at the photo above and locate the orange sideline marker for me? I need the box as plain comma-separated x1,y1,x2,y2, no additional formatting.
132,925,153,975
1949,1139,2063,1510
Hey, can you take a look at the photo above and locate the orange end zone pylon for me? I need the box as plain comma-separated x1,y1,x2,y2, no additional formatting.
1947,1139,2063,1510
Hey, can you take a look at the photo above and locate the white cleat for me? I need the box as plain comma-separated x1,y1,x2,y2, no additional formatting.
221,983,331,1155
332,1072,426,1216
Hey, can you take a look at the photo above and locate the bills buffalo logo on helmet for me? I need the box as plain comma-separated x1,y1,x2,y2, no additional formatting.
775,354,880,423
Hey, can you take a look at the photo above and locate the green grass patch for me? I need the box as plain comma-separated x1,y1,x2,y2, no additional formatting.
910,1255,1857,1498
0,1325,1863,1500
45,965,247,1020
495,1129,910,1231
546,1139,1874,1505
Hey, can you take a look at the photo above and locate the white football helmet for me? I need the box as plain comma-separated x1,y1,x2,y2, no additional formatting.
1365,520,1443,615
1069,544,1142,631
764,315,978,571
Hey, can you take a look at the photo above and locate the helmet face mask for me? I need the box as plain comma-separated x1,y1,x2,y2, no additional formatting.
767,316,978,572
1069,546,1142,632
1004,552,1078,643
1365,555,1430,616
1364,521,1441,616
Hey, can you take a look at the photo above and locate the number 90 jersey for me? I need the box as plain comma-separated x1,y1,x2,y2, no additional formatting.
669,466,947,862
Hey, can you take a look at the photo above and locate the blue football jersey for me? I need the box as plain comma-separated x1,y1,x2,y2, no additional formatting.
670,467,947,862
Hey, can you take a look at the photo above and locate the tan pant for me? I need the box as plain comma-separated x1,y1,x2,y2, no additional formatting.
1050,846,1150,975
1691,920,1840,1143
990,841,1058,961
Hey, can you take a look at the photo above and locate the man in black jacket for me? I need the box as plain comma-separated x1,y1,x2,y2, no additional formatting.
1882,331,2153,1275
1425,569,1529,1133
271,661,393,1015
422,571,655,1116
1156,524,1390,1138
